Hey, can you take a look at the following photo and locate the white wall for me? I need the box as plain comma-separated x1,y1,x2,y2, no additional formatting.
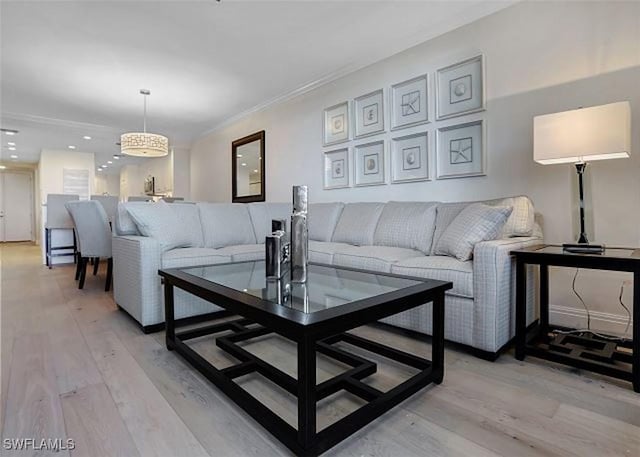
173,147,191,200
94,173,120,196
190,1,640,332
38,149,95,263
118,152,177,200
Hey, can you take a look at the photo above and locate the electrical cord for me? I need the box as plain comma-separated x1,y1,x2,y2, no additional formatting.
551,268,632,342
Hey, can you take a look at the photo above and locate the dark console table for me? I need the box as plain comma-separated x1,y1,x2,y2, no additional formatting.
511,244,639,392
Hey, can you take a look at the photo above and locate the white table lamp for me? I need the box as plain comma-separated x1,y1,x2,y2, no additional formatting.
533,101,631,248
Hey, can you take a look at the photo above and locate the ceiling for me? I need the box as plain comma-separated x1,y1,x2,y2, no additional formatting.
0,0,514,175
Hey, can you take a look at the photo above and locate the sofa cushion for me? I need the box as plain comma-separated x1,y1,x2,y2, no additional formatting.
248,202,292,242
391,255,474,298
115,202,141,236
309,241,352,265
331,202,384,246
168,202,205,247
162,248,231,269
484,195,535,237
430,202,470,255
308,203,344,242
197,203,257,248
434,203,513,261
125,201,193,251
332,245,424,273
215,244,265,262
374,201,437,254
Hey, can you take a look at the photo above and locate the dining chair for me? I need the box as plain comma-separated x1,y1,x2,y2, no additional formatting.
90,195,119,225
128,196,152,202
45,194,79,268
65,201,113,291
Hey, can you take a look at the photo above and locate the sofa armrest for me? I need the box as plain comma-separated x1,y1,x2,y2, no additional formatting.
113,235,162,326
472,237,541,353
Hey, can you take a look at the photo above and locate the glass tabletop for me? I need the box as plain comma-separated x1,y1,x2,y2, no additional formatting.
179,261,423,314
531,245,639,259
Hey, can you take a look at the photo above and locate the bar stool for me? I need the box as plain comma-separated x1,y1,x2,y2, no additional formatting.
45,194,79,268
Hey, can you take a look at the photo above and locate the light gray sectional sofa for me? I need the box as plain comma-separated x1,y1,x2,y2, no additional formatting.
113,196,541,357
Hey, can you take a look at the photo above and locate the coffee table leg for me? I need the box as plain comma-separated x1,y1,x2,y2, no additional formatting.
432,292,445,384
633,271,639,393
298,335,316,449
164,282,175,351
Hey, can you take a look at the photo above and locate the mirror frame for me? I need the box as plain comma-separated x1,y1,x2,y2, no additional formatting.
231,130,266,203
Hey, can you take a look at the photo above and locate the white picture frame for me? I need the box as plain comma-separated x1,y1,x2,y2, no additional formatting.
354,140,385,187
436,120,485,179
323,101,349,146
391,132,429,183
390,74,429,130
436,55,485,120
353,89,385,138
323,147,350,189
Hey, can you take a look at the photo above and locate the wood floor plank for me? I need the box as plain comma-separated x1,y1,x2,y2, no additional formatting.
84,330,210,457
2,333,70,457
60,383,141,457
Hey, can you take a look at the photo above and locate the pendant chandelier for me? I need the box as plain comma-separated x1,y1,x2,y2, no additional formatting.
121,89,169,157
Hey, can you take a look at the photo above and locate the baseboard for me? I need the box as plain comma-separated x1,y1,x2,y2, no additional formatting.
549,304,633,337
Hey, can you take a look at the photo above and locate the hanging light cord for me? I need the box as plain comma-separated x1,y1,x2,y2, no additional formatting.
552,268,631,341
143,92,147,133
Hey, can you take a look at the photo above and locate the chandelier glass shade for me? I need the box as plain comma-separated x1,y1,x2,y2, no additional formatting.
121,89,169,157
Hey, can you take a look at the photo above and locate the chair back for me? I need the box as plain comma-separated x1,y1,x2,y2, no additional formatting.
65,201,112,258
46,194,79,229
128,196,152,202
90,195,119,223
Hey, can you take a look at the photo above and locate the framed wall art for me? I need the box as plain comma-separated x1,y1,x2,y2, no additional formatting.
390,131,429,183
390,74,429,130
323,102,349,146
436,120,485,179
323,147,350,189
353,89,385,138
354,140,385,187
436,55,485,120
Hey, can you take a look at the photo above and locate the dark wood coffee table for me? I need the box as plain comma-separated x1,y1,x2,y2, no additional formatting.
159,261,451,456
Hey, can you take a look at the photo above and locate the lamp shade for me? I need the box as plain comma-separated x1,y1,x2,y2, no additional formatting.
120,132,169,157
533,101,631,165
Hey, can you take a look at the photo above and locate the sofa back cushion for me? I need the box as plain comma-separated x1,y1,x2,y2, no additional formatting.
308,203,344,242
331,202,384,246
248,202,292,242
373,201,437,254
434,203,513,261
125,201,193,251
115,202,141,236
197,203,257,248
170,202,205,247
430,195,535,253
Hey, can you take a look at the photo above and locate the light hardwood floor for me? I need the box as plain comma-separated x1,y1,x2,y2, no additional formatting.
1,243,639,456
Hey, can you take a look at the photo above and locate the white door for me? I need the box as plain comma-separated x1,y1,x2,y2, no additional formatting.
0,172,34,242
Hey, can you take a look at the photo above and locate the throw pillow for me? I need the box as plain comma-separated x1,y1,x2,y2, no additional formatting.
126,200,193,251
434,203,513,261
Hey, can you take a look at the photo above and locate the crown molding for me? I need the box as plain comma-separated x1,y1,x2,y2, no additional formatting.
1,111,123,133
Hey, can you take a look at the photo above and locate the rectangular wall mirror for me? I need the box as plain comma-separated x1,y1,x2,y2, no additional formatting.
232,130,265,203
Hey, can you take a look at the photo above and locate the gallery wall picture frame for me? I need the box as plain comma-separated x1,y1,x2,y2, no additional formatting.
391,131,429,183
436,120,485,179
323,101,350,146
353,89,385,138
354,140,385,187
436,54,485,120
323,147,350,189
390,74,429,130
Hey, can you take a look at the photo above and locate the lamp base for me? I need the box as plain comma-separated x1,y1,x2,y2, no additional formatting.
562,243,605,254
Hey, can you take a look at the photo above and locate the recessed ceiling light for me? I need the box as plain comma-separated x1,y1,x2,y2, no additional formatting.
253,169,258,173
97,168,102,172
83,136,92,140
0,165,6,169
7,142,15,146
241,162,247,166
113,155,120,160
2,129,18,136
68,145,76,149
10,154,18,159
102,165,108,168
8,147,16,151
107,161,113,164
237,154,243,158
